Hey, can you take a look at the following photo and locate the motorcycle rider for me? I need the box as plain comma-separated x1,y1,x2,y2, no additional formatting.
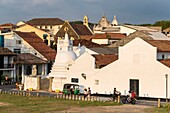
127,91,136,102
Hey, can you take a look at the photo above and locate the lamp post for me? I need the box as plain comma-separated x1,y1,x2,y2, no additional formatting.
165,74,168,103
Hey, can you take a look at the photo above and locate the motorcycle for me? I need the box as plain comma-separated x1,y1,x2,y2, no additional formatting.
121,96,137,105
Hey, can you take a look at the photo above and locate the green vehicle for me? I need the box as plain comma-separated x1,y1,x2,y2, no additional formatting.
63,84,82,95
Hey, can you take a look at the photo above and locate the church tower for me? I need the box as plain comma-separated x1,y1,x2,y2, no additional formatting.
111,15,118,26
83,15,89,27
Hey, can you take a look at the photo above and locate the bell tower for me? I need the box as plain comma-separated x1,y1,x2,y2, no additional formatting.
83,15,89,27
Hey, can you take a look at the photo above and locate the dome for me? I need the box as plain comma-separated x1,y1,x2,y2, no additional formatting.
55,51,77,64
68,51,77,60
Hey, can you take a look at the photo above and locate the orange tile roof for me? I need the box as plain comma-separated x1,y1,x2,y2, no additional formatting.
0,47,16,56
70,23,93,35
160,59,170,68
15,31,56,61
92,54,118,66
0,23,15,27
81,33,126,40
73,39,103,48
27,18,64,26
14,53,47,64
146,40,170,52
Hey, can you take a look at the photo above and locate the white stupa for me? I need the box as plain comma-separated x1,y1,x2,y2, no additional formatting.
49,32,77,78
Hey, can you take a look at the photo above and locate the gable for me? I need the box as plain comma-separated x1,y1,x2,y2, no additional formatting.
119,38,157,62
55,21,79,40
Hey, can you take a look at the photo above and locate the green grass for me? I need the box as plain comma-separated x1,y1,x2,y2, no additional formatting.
145,103,170,113
0,93,120,113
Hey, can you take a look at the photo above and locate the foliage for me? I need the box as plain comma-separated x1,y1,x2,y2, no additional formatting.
153,20,170,30
137,20,170,30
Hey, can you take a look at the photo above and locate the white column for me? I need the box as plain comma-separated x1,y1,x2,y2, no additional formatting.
13,65,16,83
42,64,45,75
45,64,48,75
21,65,25,84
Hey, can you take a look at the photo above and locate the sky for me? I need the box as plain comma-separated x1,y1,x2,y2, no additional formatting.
0,0,170,25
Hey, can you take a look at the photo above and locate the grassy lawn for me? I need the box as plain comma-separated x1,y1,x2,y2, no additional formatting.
0,93,120,113
146,103,170,113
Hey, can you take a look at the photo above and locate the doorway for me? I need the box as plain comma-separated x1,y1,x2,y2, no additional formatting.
130,79,139,96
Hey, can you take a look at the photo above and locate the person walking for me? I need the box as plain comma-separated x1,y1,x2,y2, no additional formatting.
87,87,91,99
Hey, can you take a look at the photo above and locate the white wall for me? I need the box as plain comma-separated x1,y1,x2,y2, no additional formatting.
24,76,37,90
92,39,108,45
67,52,97,88
66,38,170,99
120,26,136,36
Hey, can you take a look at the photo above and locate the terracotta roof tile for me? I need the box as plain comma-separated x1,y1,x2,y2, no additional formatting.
70,23,93,35
92,54,118,66
0,23,16,28
27,18,64,26
0,47,16,55
14,31,56,61
73,39,103,48
14,53,47,64
159,59,170,68
81,33,126,40
146,40,170,52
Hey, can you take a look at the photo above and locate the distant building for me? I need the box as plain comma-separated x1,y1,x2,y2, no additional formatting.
109,30,170,47
81,33,126,45
0,47,16,84
93,15,136,35
163,27,170,37
26,18,64,35
15,23,52,46
1,31,56,82
55,21,93,40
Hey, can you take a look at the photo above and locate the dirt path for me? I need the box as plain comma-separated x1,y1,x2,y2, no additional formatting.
0,102,10,106
59,104,153,113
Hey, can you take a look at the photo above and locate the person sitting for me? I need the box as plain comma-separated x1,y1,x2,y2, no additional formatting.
127,90,137,102
127,91,132,102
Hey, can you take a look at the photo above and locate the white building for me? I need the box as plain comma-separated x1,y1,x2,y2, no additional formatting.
66,38,170,98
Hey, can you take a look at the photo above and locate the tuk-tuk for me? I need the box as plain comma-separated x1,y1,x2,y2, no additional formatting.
63,84,83,95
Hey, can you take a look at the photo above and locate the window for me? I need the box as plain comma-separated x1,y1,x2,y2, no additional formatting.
71,78,79,83
16,40,21,44
95,80,99,85
162,54,165,59
14,49,21,54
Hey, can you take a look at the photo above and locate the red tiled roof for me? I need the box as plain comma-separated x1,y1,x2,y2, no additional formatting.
27,18,64,26
15,31,56,61
81,33,126,41
70,23,93,35
73,39,103,48
92,54,118,66
146,40,170,52
160,59,170,68
0,47,16,56
0,23,15,27
14,53,47,64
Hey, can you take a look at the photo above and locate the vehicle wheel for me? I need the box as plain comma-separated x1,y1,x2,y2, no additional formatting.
122,98,126,104
131,99,136,105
